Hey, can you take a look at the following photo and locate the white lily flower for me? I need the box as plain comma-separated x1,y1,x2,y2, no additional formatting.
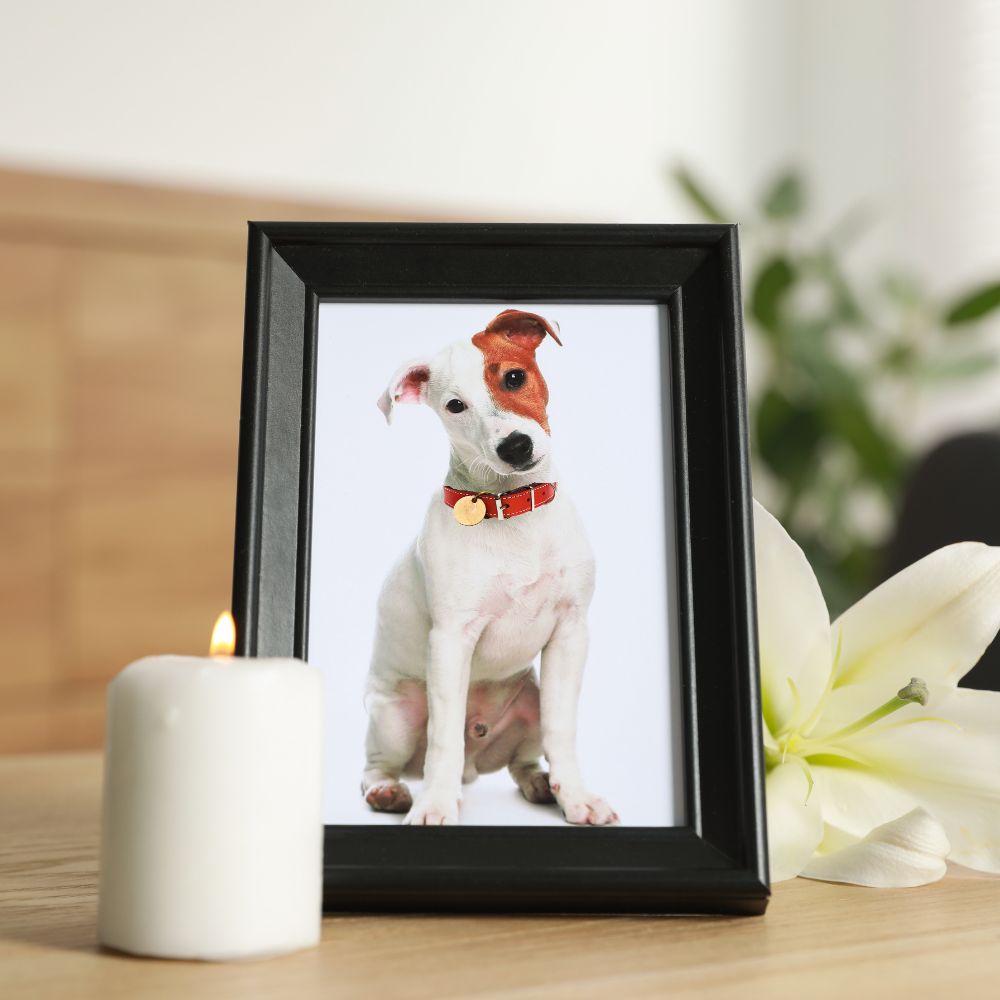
755,500,1000,885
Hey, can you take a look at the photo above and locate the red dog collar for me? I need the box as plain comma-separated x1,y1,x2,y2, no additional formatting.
444,482,557,523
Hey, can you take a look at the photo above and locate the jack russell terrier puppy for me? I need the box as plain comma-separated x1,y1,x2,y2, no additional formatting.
365,308,617,826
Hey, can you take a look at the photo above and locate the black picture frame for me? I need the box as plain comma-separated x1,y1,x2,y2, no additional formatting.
232,223,768,915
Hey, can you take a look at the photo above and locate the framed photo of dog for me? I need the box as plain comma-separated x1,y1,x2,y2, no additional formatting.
232,224,769,915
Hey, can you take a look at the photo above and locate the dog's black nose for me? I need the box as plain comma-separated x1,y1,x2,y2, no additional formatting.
496,432,534,468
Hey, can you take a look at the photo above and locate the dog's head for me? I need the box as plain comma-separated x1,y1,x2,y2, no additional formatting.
377,309,562,476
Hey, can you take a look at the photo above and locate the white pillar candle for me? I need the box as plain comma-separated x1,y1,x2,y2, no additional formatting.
98,618,323,961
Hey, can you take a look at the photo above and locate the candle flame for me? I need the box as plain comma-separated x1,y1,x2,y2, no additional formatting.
209,611,236,657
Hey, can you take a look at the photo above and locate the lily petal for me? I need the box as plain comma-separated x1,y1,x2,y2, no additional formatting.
754,501,832,735
844,688,1000,872
808,760,921,838
761,713,779,753
833,542,1000,691
766,761,824,882
801,808,950,887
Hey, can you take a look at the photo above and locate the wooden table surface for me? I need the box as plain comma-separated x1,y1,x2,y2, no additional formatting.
2,753,999,999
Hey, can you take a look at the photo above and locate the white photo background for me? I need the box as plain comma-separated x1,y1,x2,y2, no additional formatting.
310,302,683,826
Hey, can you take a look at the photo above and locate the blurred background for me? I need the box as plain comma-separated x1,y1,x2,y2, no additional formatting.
2,0,999,752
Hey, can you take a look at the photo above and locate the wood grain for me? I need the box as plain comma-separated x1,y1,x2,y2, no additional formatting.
0,167,432,752
60,248,245,683
1,753,999,999
0,242,60,707
0,165,447,261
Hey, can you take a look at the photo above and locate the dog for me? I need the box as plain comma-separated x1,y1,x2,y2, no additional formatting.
363,309,617,826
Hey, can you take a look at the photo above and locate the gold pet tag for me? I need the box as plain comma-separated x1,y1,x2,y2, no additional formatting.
453,495,487,526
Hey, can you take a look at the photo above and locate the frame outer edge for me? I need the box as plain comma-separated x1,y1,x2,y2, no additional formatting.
232,222,272,655
234,223,768,912
720,225,770,890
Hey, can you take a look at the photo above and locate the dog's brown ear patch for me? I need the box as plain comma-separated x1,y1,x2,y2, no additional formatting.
484,309,563,351
473,310,561,433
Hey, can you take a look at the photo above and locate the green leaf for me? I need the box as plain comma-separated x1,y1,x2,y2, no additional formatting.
787,330,858,394
825,204,874,251
882,272,924,308
751,256,796,334
944,282,1000,325
754,387,825,484
824,393,905,491
914,353,998,381
881,341,917,372
761,171,805,219
808,250,864,325
672,166,728,223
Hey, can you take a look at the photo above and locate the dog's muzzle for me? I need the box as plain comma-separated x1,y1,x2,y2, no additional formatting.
495,432,534,469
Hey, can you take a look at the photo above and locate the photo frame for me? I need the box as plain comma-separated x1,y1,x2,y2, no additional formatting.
232,223,768,915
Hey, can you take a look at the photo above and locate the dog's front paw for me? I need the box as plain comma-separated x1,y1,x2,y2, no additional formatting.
552,784,619,826
403,788,460,826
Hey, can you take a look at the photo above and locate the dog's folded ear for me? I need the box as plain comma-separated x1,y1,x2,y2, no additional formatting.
377,360,431,424
484,310,563,350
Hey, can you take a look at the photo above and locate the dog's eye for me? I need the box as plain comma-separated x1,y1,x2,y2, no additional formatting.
504,369,527,390
446,399,466,414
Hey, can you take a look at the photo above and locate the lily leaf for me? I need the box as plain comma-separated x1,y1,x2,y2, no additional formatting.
672,166,728,223
881,341,917,372
914,353,998,381
825,393,905,491
808,249,864,325
825,203,874,250
791,333,857,395
882,272,924,308
762,171,805,219
751,256,796,335
755,387,825,483
944,282,1000,326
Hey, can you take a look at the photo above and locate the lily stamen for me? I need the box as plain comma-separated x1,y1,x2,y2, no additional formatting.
822,677,929,743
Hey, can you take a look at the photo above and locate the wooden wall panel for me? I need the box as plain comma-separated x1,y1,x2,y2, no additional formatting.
62,250,244,682
0,244,61,700
0,243,62,454
0,166,428,752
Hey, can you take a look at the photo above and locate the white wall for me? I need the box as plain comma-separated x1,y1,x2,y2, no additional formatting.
792,0,1000,444
4,2,996,270
0,0,796,220
3,0,998,441
793,0,1000,287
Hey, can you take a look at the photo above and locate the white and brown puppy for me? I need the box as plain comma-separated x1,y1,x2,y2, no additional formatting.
365,309,617,826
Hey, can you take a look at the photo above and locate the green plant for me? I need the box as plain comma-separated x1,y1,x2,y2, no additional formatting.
675,166,1000,614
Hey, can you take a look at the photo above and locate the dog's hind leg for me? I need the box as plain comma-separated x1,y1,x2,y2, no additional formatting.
510,754,557,805
507,715,556,806
362,681,427,813
494,672,555,805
